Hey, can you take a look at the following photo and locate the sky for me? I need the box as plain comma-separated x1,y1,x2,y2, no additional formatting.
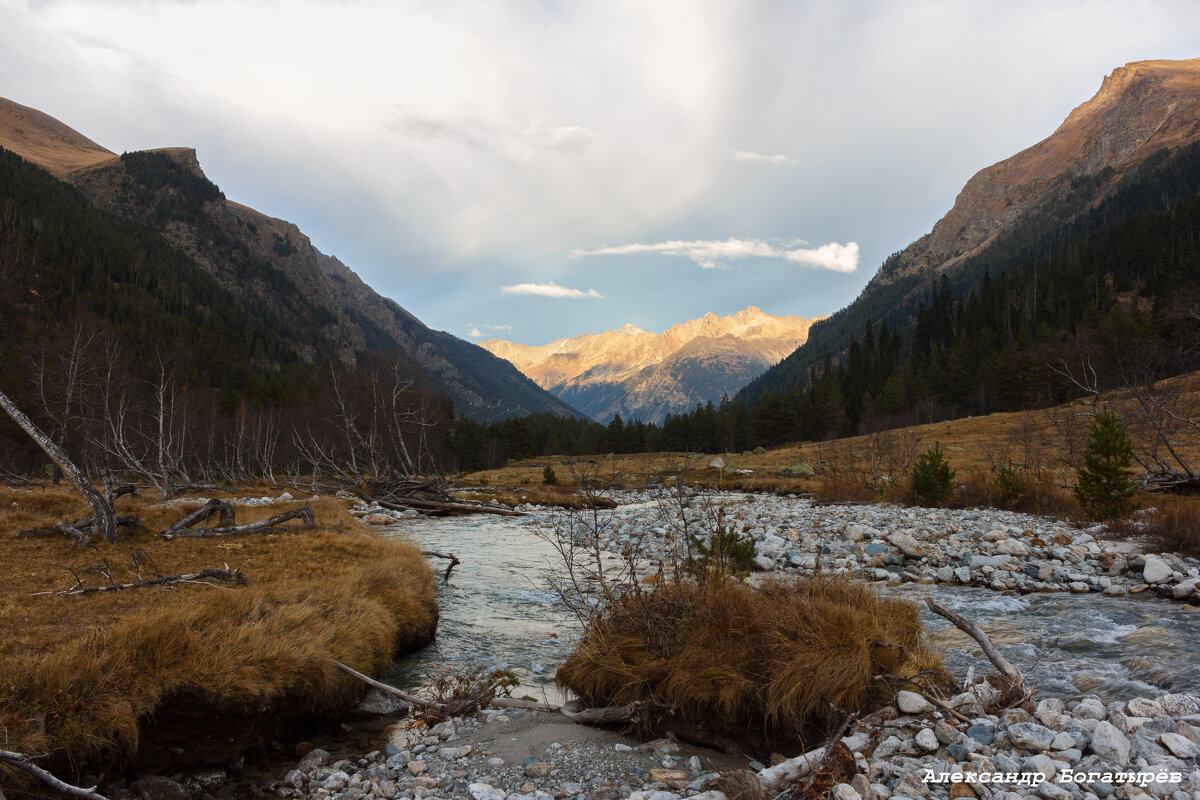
3,1,1200,346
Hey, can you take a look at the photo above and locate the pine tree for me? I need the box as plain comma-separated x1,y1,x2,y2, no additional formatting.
1074,408,1139,519
910,443,955,506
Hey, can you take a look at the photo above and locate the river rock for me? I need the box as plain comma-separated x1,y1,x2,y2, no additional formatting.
1008,722,1056,751
469,784,506,800
648,769,688,783
363,512,393,525
915,728,939,751
897,690,934,714
525,761,553,778
996,538,1030,556
1172,577,1200,599
1088,721,1130,765
1158,693,1200,716
1073,697,1106,720
134,776,190,800
1126,697,1163,717
831,784,862,800
298,747,330,772
1142,556,1173,584
888,532,927,558
1160,731,1200,758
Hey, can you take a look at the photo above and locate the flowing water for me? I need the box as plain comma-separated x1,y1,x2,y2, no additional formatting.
386,508,1200,704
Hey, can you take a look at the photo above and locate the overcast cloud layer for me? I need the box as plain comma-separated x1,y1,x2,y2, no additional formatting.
2,0,1199,344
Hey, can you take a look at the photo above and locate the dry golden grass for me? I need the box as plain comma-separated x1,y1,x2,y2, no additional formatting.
0,484,437,771
1138,494,1200,555
557,575,951,753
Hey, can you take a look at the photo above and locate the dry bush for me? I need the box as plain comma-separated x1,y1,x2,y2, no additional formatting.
954,471,1002,508
811,431,918,499
1139,495,1200,556
556,575,951,753
0,485,438,772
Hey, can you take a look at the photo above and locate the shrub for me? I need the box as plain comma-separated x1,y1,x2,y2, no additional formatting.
688,526,757,578
542,465,558,486
993,464,1026,508
557,575,950,753
1074,408,1139,519
910,443,955,506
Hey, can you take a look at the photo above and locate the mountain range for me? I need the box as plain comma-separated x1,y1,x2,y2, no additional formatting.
741,57,1200,405
0,95,577,421
481,307,822,423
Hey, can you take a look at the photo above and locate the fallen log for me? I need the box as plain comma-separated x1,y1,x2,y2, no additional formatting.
50,567,246,597
377,497,525,517
162,498,235,535
420,550,461,580
0,750,109,800
159,504,315,539
18,515,139,539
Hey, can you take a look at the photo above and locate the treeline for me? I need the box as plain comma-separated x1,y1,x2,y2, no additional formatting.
453,142,1200,465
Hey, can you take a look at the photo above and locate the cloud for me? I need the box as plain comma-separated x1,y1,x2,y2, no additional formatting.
467,326,484,338
465,323,514,338
732,150,799,167
501,281,604,299
570,238,859,272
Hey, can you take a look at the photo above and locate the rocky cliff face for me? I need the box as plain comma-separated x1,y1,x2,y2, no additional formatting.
876,58,1200,286
0,97,577,419
482,307,823,422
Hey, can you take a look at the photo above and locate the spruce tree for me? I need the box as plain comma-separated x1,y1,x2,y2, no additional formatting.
910,443,956,506
1074,408,1139,519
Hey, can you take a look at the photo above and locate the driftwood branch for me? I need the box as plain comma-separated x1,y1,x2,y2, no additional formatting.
162,498,235,535
51,568,246,597
0,390,117,544
160,504,315,539
0,749,110,800
925,597,1025,688
335,661,445,711
420,550,461,580
334,662,637,725
377,497,525,517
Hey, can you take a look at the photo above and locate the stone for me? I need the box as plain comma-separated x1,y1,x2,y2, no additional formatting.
1158,693,1200,717
1088,721,1130,765
969,554,1012,569
647,769,687,783
897,690,934,714
321,772,350,791
1074,698,1107,720
966,724,994,745
888,532,928,558
1143,556,1173,584
1160,731,1200,758
357,687,411,715
282,770,306,790
408,760,428,776
363,512,394,525
996,538,1030,556
524,761,553,778
135,776,189,800
1051,731,1076,751
646,793,680,800
192,769,225,792
298,748,331,772
1008,722,1056,751
468,784,507,800
1126,697,1164,717
831,784,863,800
916,728,939,751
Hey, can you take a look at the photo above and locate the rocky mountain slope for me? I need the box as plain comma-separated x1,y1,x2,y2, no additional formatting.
741,57,1200,404
482,307,822,422
0,96,577,420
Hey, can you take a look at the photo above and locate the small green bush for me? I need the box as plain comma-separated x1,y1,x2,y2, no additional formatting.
542,465,558,486
688,526,757,578
993,464,1025,508
1074,408,1139,519
910,443,955,506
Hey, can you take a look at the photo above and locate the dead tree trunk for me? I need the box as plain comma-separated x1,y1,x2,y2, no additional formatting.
0,389,116,543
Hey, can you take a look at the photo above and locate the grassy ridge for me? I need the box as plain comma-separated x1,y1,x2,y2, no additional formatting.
0,488,437,772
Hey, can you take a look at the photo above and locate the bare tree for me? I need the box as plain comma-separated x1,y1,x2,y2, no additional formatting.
0,388,116,543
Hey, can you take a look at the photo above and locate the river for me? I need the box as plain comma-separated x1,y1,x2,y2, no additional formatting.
385,504,1200,704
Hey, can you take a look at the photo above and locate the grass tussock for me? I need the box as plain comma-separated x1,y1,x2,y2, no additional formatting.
0,484,438,770
557,575,951,751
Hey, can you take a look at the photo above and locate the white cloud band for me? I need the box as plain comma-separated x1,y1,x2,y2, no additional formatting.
501,281,604,299
732,150,799,166
570,238,859,272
